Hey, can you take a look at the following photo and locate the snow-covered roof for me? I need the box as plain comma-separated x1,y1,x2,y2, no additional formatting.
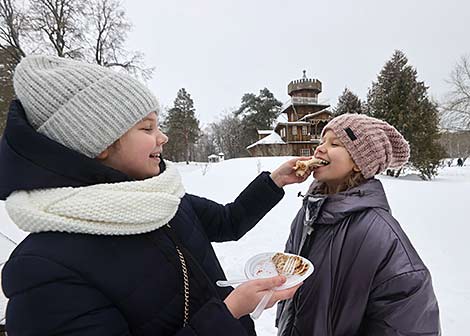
275,113,288,123
276,121,310,126
299,109,333,121
208,154,219,158
286,140,321,144
272,113,289,129
280,99,292,113
280,97,330,113
257,130,273,135
246,131,286,149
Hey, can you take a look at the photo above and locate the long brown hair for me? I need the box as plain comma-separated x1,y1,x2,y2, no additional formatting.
308,171,366,195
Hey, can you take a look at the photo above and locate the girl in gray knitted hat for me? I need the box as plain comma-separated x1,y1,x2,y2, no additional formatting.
276,114,441,335
1,55,311,336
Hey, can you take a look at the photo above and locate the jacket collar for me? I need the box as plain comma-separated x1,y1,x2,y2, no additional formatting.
304,178,391,225
0,100,132,199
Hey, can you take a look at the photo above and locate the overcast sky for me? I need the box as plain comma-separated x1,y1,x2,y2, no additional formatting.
122,0,469,126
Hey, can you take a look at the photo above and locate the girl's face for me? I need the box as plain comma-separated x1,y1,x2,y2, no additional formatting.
313,130,360,188
98,112,168,180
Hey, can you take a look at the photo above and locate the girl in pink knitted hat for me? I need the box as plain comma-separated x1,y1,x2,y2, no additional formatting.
276,113,441,335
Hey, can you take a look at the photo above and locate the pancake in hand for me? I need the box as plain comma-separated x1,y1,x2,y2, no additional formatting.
293,157,329,177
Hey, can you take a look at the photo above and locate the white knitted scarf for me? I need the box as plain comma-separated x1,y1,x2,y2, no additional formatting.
5,163,185,235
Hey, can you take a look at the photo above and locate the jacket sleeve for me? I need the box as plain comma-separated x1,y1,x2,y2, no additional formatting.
187,171,284,242
175,299,251,336
3,255,131,336
4,256,254,336
360,270,441,335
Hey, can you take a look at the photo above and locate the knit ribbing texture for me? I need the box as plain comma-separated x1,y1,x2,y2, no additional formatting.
13,55,159,158
322,114,410,179
5,164,185,235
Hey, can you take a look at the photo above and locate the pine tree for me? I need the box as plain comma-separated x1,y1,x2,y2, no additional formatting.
162,88,201,163
234,88,282,151
366,50,445,180
334,88,363,116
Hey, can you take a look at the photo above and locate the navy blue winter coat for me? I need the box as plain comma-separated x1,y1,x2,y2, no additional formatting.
1,100,285,335
276,179,441,335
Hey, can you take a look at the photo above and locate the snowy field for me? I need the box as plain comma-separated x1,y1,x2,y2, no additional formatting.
1,156,469,334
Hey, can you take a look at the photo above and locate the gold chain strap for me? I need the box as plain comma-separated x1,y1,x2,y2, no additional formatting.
175,245,190,327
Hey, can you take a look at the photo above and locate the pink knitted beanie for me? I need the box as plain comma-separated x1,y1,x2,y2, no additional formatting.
322,114,410,179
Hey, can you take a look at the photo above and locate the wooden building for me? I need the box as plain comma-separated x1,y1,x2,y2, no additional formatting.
247,71,333,157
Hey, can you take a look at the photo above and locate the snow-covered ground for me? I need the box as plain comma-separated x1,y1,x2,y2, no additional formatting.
1,157,468,334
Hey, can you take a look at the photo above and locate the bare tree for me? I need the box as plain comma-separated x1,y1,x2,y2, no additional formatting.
0,0,27,61
86,0,153,79
439,130,470,159
29,0,85,58
0,0,154,134
193,126,217,162
0,47,16,134
210,113,247,159
0,0,152,78
442,55,470,130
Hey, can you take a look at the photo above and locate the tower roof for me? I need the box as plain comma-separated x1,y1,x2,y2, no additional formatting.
288,70,322,96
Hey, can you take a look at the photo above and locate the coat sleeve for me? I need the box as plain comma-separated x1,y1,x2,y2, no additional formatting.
4,256,253,336
187,172,284,242
3,255,131,336
360,270,441,335
175,299,251,336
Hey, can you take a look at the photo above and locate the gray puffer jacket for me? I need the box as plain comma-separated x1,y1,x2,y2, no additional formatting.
276,178,440,336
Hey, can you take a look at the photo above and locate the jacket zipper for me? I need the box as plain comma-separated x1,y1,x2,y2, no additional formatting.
299,226,315,257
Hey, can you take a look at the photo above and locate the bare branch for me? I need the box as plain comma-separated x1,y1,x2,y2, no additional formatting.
0,0,153,79
85,0,153,80
29,0,85,58
0,0,27,61
442,54,470,130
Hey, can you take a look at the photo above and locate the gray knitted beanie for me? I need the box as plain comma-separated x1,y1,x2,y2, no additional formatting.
322,114,410,179
13,55,159,158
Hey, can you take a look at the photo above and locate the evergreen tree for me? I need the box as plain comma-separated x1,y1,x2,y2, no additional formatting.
234,88,282,152
334,88,363,116
366,50,445,180
162,88,200,163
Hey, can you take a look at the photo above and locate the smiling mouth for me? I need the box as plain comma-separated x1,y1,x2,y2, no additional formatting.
315,159,330,166
149,153,161,159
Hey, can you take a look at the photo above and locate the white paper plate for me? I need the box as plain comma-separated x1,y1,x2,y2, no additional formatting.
244,252,314,290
